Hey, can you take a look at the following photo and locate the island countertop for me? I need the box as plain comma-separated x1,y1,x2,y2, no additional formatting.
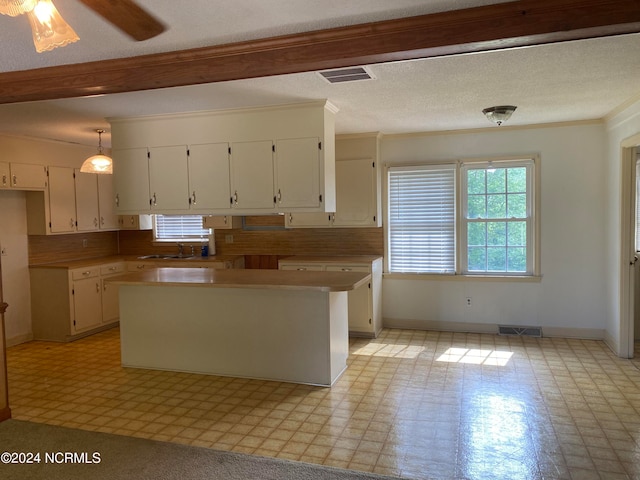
108,267,371,292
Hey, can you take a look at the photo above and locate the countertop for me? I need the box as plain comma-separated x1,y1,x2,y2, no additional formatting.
29,255,244,269
108,267,371,292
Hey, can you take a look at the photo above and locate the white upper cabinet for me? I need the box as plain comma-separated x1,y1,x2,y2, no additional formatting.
113,147,150,213
333,158,379,227
97,174,119,230
148,145,189,211
188,143,231,212
274,137,321,210
48,166,77,234
109,101,337,215
74,169,100,232
1,162,47,190
230,140,274,210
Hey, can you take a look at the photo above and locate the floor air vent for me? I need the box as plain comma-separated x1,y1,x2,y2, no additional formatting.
498,325,543,337
318,67,375,84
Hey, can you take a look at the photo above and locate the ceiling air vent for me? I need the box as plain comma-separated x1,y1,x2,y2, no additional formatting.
318,67,375,84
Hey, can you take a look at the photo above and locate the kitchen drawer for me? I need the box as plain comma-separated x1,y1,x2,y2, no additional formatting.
279,264,324,272
325,265,370,273
71,266,101,280
100,263,125,276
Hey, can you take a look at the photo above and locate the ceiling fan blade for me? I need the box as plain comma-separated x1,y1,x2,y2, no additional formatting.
78,0,165,41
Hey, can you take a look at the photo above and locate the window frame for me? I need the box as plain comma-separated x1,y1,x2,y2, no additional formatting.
384,155,540,279
152,214,210,244
459,158,536,276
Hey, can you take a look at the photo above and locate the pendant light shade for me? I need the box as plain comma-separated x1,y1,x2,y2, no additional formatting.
81,130,112,174
26,0,79,53
482,105,517,126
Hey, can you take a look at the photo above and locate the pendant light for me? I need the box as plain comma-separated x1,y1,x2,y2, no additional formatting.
81,129,112,174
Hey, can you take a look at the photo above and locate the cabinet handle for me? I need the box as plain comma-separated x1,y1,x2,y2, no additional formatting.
2,174,6,186
277,189,282,203
151,193,157,206
12,175,17,186
82,271,91,276
130,216,135,225
297,267,307,271
104,283,108,292
96,282,100,293
93,217,99,227
115,193,119,207
289,213,293,223
70,218,75,228
233,191,238,205
331,213,335,222
192,191,197,205
108,266,117,271
137,265,145,269
223,216,228,225
341,268,352,272
100,216,105,226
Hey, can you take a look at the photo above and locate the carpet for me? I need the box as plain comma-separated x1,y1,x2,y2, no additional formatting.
0,420,405,480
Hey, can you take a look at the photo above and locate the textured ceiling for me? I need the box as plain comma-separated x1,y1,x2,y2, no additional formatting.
0,0,638,147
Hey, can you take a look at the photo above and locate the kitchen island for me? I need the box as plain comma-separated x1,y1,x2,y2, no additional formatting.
109,268,370,386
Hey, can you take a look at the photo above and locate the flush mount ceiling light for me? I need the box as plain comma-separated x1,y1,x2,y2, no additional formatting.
81,129,112,174
482,105,517,126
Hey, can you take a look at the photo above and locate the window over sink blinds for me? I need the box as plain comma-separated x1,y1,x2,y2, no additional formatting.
388,165,456,273
154,215,210,241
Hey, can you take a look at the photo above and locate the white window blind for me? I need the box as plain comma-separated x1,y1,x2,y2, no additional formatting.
388,165,456,273
154,215,209,242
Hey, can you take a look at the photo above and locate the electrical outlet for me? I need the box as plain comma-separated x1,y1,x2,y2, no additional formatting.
465,297,472,307
224,234,234,244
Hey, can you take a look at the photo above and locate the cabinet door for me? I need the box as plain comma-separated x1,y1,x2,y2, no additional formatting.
9,163,47,190
149,145,189,211
284,212,333,228
97,174,119,230
0,162,9,189
275,137,320,209
326,265,373,333
188,143,231,211
74,170,100,232
333,158,378,227
72,276,103,333
230,141,274,210
48,166,77,233
113,148,150,213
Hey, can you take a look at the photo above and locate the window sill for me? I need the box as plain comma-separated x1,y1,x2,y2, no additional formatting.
383,272,542,282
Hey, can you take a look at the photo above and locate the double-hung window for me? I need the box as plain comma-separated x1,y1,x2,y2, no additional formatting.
387,157,537,276
153,215,210,243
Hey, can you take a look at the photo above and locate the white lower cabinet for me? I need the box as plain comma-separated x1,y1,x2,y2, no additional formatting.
30,262,125,342
278,256,382,337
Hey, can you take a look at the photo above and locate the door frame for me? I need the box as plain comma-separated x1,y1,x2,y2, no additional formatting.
620,135,640,359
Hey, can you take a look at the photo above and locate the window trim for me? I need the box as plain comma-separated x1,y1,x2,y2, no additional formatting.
384,155,541,278
152,214,210,244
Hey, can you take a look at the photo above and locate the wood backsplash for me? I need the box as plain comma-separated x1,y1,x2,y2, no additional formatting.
118,227,384,257
28,231,119,265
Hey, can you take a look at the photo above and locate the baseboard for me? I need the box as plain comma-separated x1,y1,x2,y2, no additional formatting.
6,333,33,347
0,407,11,422
383,318,606,340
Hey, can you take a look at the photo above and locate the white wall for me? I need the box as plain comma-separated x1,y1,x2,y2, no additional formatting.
0,134,96,345
381,122,608,338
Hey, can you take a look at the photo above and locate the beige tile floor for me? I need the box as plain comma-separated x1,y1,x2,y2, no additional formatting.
6,328,640,480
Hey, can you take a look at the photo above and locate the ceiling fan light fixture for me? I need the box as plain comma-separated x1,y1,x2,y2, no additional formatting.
27,0,79,53
81,129,112,174
482,105,517,126
0,0,37,16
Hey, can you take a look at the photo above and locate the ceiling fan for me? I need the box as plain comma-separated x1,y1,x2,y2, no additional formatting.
0,0,165,52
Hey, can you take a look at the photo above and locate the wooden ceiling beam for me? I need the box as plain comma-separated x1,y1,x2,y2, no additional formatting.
0,0,639,104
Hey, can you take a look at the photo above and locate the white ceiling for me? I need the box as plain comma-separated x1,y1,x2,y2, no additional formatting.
0,0,639,148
